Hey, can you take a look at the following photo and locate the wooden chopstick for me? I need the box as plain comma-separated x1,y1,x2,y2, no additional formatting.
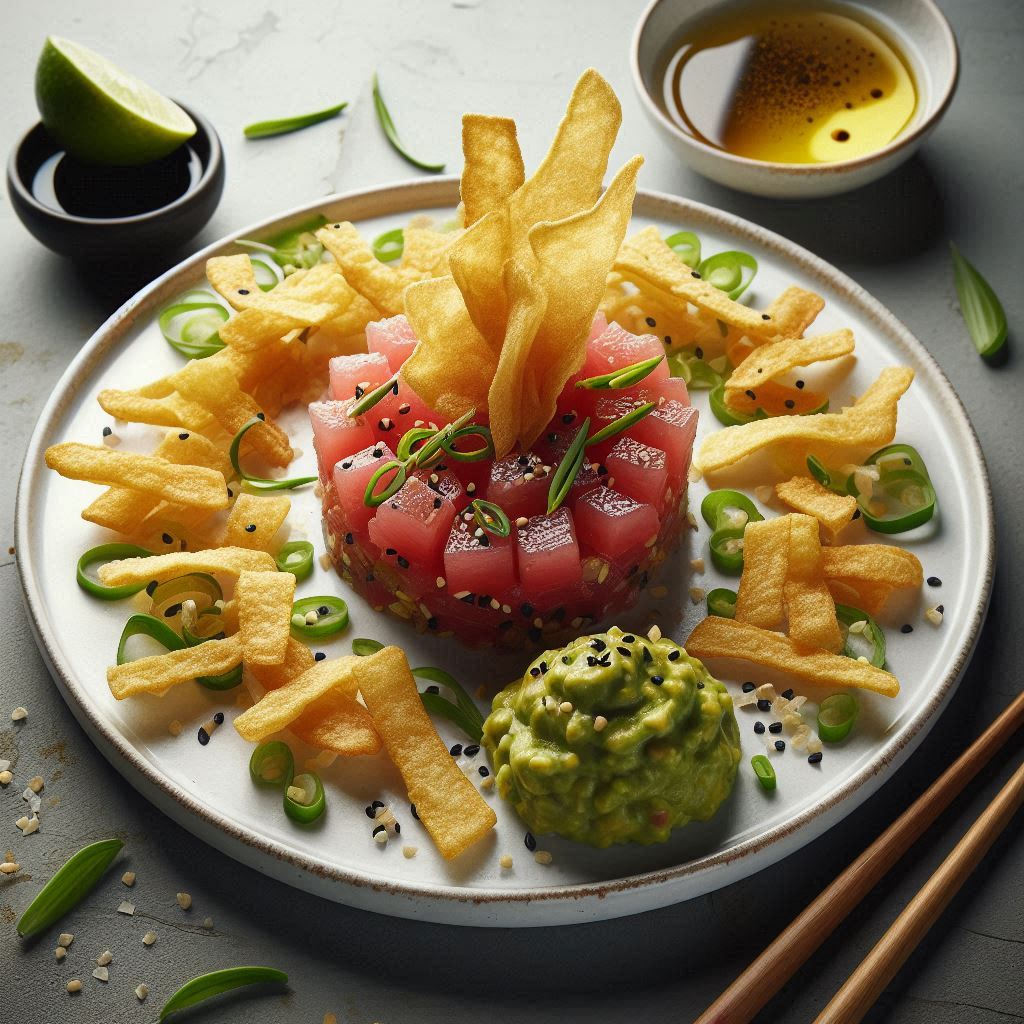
815,757,1024,1023
695,688,1024,1024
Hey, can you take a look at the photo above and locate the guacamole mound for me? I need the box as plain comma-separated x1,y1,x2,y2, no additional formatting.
482,627,741,847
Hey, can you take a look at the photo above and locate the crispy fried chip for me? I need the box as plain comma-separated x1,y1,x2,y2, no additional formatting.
107,635,243,700
825,579,891,616
696,366,915,475
45,442,228,511
353,646,496,859
233,655,359,742
206,254,263,309
400,226,461,277
98,546,275,586
784,514,842,653
221,493,291,550
685,617,899,697
822,544,923,589
460,114,525,226
236,570,295,666
318,222,407,315
775,476,857,537
727,286,826,367
735,517,791,630
172,359,293,467
95,386,214,430
83,429,229,534
248,639,381,756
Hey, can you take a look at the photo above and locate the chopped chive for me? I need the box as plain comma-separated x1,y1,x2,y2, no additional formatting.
950,242,1008,359
665,229,701,266
159,967,288,1020
547,418,590,514
471,499,511,538
243,101,347,139
445,424,495,462
229,417,317,492
348,373,400,418
372,72,445,172
585,402,656,447
77,543,154,600
697,250,758,300
412,408,476,468
275,540,315,581
396,426,438,462
363,459,407,507
575,354,664,390
750,754,777,791
158,291,228,360
372,227,405,263
352,637,385,657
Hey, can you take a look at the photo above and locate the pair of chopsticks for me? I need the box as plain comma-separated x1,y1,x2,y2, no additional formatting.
697,688,1024,1024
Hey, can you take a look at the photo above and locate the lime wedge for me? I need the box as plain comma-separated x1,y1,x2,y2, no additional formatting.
35,36,196,166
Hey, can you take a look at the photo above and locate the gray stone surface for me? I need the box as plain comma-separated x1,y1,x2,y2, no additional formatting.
1,1,1022,1021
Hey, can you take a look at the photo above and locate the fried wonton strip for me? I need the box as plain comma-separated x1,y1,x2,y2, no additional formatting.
233,656,360,742
248,639,381,756
825,579,891,616
45,442,228,510
83,429,229,533
822,545,924,589
354,646,496,859
206,254,263,308
107,635,243,700
236,570,295,666
401,226,460,277
460,114,525,226
727,286,826,366
775,476,857,537
784,514,842,653
735,517,791,630
318,222,406,316
725,329,855,395
98,547,275,586
96,387,213,430
221,493,291,550
695,366,915,475
172,360,293,467
686,617,899,697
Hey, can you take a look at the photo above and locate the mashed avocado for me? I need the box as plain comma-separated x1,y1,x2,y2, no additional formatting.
482,627,741,847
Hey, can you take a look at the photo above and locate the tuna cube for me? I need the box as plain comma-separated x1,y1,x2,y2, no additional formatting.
516,508,583,597
574,487,660,561
366,314,419,370
629,400,699,485
604,437,668,508
368,476,456,573
332,442,397,533
486,452,551,521
309,400,374,482
444,518,516,597
329,352,393,402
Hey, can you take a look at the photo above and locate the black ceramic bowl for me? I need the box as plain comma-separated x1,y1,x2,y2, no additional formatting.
7,103,224,262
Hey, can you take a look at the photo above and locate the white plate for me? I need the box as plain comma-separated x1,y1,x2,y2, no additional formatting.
16,179,993,927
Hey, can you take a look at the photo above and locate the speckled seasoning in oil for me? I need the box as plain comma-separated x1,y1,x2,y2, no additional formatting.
661,5,917,163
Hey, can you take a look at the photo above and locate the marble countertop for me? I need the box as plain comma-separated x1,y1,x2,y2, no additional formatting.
2,1,1022,1021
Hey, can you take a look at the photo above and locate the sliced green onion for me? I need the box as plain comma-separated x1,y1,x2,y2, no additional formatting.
665,229,701,266
16,838,123,938
249,254,282,291
148,573,222,621
159,967,288,1021
158,291,228,360
847,444,937,535
249,741,294,787
372,227,405,263
229,416,317,492
701,490,765,574
116,614,184,665
586,402,656,447
352,637,385,657
77,543,154,600
950,242,1007,359
412,408,476,468
372,72,445,172
750,754,777,792
363,458,407,508
196,663,244,692
348,373,400,419
807,455,847,493
711,378,828,428
444,424,495,462
835,604,886,668
547,418,590,514
471,499,511,538
290,596,349,639
412,665,484,735
244,101,348,139
698,250,758,300
283,772,326,824
396,426,437,462
667,351,721,390
817,692,859,743
275,541,315,581
237,215,327,271
575,354,664,391
706,587,738,619
420,691,484,741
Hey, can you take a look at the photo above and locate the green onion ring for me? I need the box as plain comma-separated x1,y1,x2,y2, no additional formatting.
665,229,701,267
275,541,315,581
229,416,317,492
697,250,758,301
116,614,184,665
575,354,664,391
363,459,407,508
157,292,229,360
396,426,437,462
444,424,495,462
706,587,738,619
352,637,385,657
372,227,405,263
471,498,511,538
249,741,294,788
816,692,859,743
283,772,326,824
834,603,886,668
412,408,477,468
750,754,777,791
290,596,350,639
77,543,154,600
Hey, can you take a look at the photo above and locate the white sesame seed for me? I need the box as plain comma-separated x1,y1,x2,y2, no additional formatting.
117,901,135,916
142,931,157,946
402,845,418,859
499,854,514,869
754,484,774,504
647,625,662,642
27,776,44,794
304,610,320,626
0,861,20,874
559,701,574,714
373,829,388,845
690,557,706,573
533,617,544,629
135,984,149,1001
96,950,112,967
59,933,74,948
0,771,12,786
480,775,495,790
55,945,66,960
176,892,192,910
925,606,944,627
66,980,82,994
168,719,183,737
202,917,214,930
10,707,27,722
17,814,40,835
92,966,109,982
689,586,706,603
318,553,332,571
593,715,608,732
687,465,702,483
435,576,446,589
466,482,477,494
515,517,528,528
534,850,553,865
121,871,136,887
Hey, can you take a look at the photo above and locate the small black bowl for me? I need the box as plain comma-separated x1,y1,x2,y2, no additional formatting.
7,103,225,262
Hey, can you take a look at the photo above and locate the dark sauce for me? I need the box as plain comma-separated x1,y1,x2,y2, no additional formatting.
31,145,202,218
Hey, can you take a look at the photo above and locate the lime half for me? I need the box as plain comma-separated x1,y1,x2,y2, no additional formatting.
35,36,196,166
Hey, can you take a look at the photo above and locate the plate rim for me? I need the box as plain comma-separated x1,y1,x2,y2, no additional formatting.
15,176,995,921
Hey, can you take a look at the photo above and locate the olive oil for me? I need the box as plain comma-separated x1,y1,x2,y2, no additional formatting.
662,5,917,164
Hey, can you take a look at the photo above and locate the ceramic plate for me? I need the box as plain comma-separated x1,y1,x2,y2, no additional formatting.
16,179,993,926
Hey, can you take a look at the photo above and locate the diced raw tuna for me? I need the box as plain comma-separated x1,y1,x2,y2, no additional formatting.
310,400,375,482
329,352,392,402
332,442,396,533
574,488,660,561
413,467,467,511
630,400,699,484
366,314,419,370
368,476,456,573
486,452,551,521
651,376,690,406
372,379,442,440
516,508,583,598
604,437,668,508
444,518,516,598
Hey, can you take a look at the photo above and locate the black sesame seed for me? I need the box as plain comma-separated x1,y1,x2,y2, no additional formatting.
244,523,257,533
366,572,375,582
411,803,419,820
425,685,440,695
354,385,365,399
314,652,326,662
256,412,265,421
238,288,249,295
521,603,534,618
478,765,490,777
178,431,190,440
164,603,182,618
587,656,598,667
591,638,607,652
547,432,558,443
146,581,158,597
808,752,823,765
365,805,376,818
372,448,384,458
757,698,771,711
901,624,913,634
197,728,210,746
769,722,783,734
372,824,386,836
936,605,945,614
691,271,701,279
394,822,401,834
927,576,942,588
651,675,664,685
642,647,653,663
397,556,410,569
697,681,704,689
668,650,680,661
774,740,786,752
852,508,861,520
450,744,463,757
371,799,385,809
795,380,805,389
427,617,438,630
458,592,476,604
213,712,224,725
761,313,771,321
539,661,548,674
478,535,490,548
782,688,794,700
433,497,443,509
464,744,480,757
754,721,766,734
227,488,233,498
745,389,757,400
623,634,636,643
742,681,756,693
784,400,796,409
562,412,576,424
664,335,672,345
695,347,704,359
341,460,352,470
645,316,657,328
477,594,491,607
616,646,632,657
344,532,353,545
524,831,537,852
102,426,112,437
530,666,541,677
385,547,397,555
162,533,173,544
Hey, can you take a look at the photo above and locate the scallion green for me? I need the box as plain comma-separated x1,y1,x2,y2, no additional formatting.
229,416,317,492
159,967,288,1021
950,242,1008,359
243,102,348,139
372,72,445,172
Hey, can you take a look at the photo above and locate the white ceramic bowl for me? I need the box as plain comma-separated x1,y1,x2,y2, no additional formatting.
631,0,959,198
